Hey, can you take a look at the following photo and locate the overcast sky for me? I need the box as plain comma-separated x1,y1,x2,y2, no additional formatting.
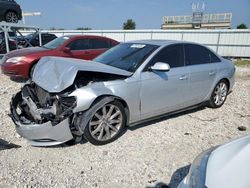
17,0,250,29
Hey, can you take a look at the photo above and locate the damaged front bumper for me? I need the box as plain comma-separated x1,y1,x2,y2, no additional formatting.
10,91,74,147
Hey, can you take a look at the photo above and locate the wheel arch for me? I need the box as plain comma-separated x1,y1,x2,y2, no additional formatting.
90,95,130,126
214,77,230,92
208,77,230,108
206,77,231,102
220,78,230,90
5,9,18,18
29,59,40,78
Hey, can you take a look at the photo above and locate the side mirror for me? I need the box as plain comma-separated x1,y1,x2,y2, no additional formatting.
150,62,170,72
63,47,71,53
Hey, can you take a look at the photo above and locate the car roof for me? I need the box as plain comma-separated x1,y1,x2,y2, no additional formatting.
63,35,111,39
127,40,184,46
127,39,203,47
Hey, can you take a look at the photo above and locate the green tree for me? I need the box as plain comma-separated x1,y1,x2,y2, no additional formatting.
237,23,248,29
123,19,136,30
76,27,92,30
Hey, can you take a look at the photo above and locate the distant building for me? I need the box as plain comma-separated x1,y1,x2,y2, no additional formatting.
161,13,232,29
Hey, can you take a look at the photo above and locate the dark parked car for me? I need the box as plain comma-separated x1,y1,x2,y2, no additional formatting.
0,31,17,54
0,0,22,23
1,35,119,79
18,33,58,47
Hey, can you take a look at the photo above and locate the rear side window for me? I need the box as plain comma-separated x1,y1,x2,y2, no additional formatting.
67,39,90,50
210,51,221,63
185,44,210,65
148,44,184,68
90,39,110,49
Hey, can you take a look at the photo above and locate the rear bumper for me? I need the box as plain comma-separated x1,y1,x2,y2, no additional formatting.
10,92,73,146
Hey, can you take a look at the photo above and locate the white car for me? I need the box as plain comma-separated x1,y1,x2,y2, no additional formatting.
178,134,250,188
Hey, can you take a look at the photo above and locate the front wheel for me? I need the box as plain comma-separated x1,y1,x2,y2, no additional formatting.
83,100,126,145
208,80,228,108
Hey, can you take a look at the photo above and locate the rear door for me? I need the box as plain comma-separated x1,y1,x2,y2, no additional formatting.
185,44,219,104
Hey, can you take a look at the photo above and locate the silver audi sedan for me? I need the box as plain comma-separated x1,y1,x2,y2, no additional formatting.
10,40,235,146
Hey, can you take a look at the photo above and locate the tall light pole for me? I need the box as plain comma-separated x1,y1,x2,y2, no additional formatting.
22,12,41,25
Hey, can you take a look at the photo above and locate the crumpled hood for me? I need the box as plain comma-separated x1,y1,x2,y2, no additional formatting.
205,134,250,188
32,56,132,93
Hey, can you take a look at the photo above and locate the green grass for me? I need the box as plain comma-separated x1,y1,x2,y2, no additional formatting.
234,60,250,67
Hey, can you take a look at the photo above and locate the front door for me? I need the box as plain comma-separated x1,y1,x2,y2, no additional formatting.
140,44,190,119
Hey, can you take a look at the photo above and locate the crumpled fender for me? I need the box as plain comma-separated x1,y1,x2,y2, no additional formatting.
69,82,114,113
74,96,115,133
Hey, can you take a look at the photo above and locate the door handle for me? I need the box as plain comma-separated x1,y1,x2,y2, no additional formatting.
179,75,188,80
209,71,216,76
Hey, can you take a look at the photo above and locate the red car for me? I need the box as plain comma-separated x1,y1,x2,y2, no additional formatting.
1,35,119,79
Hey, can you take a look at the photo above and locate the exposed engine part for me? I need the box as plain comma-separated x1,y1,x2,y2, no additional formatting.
13,83,76,125
22,95,57,121
74,71,127,88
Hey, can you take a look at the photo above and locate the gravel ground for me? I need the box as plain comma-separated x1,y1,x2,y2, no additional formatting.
0,67,249,188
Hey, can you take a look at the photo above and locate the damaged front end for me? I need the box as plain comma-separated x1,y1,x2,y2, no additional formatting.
9,56,133,146
10,83,76,146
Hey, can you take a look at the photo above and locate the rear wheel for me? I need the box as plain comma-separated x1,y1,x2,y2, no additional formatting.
83,100,126,145
5,11,18,23
209,80,228,108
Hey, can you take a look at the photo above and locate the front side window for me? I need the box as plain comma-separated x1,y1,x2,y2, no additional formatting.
67,39,90,50
146,44,184,69
185,44,211,65
94,43,158,72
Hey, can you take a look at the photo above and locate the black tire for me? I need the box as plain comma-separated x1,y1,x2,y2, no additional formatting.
83,99,126,145
208,80,229,108
5,11,18,23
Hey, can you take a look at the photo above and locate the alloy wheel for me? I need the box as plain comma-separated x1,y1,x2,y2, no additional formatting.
5,12,18,23
89,104,123,141
213,82,228,106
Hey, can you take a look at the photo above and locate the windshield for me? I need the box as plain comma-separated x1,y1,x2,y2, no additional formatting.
43,36,71,49
94,43,158,72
